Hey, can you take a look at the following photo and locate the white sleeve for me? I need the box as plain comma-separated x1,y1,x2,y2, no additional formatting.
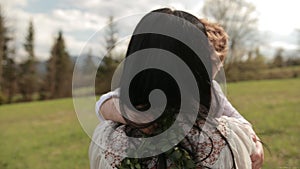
222,96,251,125
212,81,251,126
95,88,120,122
89,123,115,169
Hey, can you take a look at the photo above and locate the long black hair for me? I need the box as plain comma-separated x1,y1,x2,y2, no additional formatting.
119,8,212,127
117,8,236,168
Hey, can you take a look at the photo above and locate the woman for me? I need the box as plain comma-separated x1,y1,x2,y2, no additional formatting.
95,13,264,169
90,8,257,169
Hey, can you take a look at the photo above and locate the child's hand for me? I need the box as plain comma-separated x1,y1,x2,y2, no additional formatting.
250,135,264,169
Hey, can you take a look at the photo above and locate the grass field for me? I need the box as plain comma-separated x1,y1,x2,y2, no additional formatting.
0,78,299,169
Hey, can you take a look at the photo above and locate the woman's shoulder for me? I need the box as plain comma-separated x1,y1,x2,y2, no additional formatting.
90,122,128,168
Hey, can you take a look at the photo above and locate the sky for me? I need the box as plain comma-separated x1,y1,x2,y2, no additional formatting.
1,0,300,61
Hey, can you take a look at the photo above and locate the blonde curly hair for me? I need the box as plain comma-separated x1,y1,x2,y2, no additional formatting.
200,19,229,62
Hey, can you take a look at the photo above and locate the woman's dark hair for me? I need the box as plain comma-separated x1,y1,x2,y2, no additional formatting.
119,8,213,127
117,8,236,168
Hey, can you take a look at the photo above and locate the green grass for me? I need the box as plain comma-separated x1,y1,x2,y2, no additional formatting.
0,78,299,168
227,78,300,168
0,99,90,169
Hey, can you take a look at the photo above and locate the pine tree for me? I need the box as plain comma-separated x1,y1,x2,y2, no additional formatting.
0,5,7,93
46,31,72,98
96,16,118,94
273,48,284,68
19,20,37,101
253,47,266,70
82,48,96,75
1,38,17,103
73,48,97,88
3,52,17,103
100,16,117,73
0,6,16,103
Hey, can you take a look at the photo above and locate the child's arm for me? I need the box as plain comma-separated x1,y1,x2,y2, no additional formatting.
97,82,250,125
222,95,251,125
95,89,126,124
212,81,264,168
212,80,251,125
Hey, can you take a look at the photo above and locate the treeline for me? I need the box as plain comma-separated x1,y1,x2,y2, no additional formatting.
1,5,300,104
0,7,119,104
0,16,73,103
226,48,300,82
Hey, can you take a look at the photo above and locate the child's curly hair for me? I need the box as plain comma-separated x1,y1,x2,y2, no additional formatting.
200,19,229,62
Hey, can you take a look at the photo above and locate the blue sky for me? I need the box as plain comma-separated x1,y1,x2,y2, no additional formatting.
1,0,299,61
23,0,61,13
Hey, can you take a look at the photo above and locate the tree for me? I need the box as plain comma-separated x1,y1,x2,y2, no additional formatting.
0,5,8,93
76,48,97,88
2,51,17,103
252,47,267,72
202,0,259,65
226,47,268,81
0,5,17,103
19,20,37,101
272,48,284,68
96,16,119,94
285,29,300,67
82,48,96,75
297,29,300,55
100,16,118,72
46,31,73,98
105,16,118,58
1,33,17,103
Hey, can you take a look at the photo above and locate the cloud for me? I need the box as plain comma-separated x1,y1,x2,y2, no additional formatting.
69,0,203,18
1,0,27,9
4,0,208,62
270,41,297,50
52,9,105,32
253,0,300,33
266,31,297,50
4,0,299,62
4,4,105,61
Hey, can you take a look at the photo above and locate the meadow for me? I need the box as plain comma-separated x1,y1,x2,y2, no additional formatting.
0,78,299,169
